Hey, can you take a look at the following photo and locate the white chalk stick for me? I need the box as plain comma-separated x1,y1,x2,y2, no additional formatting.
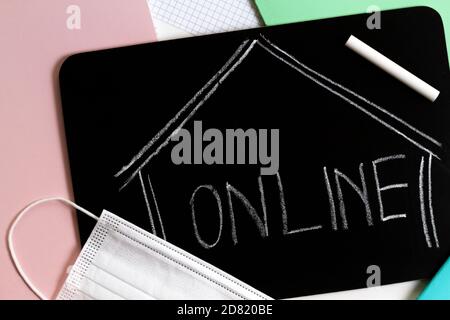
345,35,440,102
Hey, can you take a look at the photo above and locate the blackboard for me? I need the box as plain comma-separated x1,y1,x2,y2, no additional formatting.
59,7,450,298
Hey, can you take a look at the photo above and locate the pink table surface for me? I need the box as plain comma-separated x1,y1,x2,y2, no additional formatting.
0,0,156,299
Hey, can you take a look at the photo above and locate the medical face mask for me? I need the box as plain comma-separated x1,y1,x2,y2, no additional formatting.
8,197,272,300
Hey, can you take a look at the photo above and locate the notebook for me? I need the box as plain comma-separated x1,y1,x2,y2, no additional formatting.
147,0,261,35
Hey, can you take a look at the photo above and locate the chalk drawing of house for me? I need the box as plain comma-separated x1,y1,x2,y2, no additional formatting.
112,35,442,248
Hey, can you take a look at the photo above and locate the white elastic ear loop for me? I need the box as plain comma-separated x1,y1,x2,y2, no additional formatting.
7,197,98,300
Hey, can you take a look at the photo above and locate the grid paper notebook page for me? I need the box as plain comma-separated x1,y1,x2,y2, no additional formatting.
147,0,261,35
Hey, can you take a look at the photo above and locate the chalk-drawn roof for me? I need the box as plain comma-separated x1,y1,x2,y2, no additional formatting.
115,35,442,190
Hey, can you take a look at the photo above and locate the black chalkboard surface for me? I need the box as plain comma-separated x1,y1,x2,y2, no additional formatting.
60,7,450,298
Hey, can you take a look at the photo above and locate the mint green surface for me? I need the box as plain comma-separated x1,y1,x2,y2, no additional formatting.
418,258,450,300
255,0,450,58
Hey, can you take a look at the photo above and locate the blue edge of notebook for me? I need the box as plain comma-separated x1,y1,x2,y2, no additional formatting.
418,258,450,299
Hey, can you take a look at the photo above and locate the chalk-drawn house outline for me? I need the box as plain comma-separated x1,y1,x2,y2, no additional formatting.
113,35,442,248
